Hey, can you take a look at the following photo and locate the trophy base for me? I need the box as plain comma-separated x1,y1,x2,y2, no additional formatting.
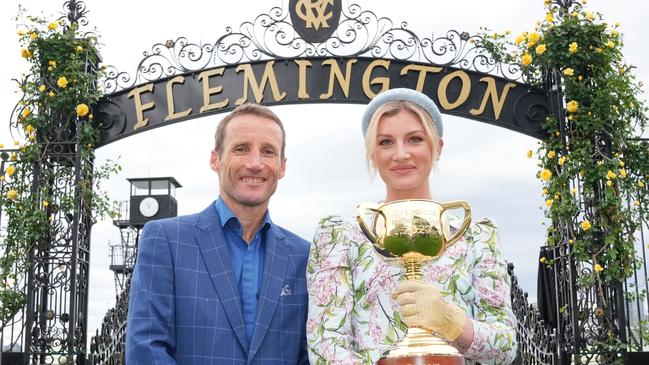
376,328,464,365
376,355,464,365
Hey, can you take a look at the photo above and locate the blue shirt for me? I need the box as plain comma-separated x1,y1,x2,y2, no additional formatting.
215,198,270,344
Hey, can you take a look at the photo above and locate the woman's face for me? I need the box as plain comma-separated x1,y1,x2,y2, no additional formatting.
372,109,441,200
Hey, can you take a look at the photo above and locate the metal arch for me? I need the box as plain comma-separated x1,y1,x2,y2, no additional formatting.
101,0,526,94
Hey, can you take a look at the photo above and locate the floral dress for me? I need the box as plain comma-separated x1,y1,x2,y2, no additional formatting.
306,215,517,365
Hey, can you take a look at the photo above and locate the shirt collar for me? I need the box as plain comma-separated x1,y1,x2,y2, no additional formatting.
214,198,272,231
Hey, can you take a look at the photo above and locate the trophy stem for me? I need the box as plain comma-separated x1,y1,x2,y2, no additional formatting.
401,252,425,280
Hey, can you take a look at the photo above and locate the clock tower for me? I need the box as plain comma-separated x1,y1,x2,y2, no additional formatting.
126,177,182,227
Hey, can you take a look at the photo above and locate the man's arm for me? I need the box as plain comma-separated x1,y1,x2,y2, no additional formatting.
126,221,178,365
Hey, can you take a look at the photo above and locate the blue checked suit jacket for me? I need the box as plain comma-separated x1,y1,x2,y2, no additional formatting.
126,203,310,364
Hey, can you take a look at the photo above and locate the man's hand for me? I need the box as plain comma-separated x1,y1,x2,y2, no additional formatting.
392,280,467,342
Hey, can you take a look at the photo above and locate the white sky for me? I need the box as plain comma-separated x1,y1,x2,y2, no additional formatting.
1,0,648,350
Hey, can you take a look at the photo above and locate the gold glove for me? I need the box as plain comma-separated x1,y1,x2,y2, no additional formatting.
393,280,467,342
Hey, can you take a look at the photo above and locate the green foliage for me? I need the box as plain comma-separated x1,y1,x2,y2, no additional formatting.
0,9,120,327
479,0,648,356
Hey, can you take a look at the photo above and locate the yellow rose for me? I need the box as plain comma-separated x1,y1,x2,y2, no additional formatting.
545,13,554,22
43,200,49,207
76,45,83,53
536,44,547,54
527,150,533,158
48,60,57,67
0,143,4,148
47,66,53,72
619,161,625,167
611,30,618,36
547,150,556,158
615,22,620,27
6,190,19,200
639,181,645,188
528,32,540,44
39,85,46,92
594,264,603,272
606,180,613,187
568,239,574,244
540,257,547,263
515,33,526,45
76,103,90,117
558,156,566,165
29,32,38,40
595,48,603,53
546,199,554,208
578,75,583,81
606,40,615,48
607,170,617,179
57,76,68,88
569,42,579,54
48,91,55,97
21,107,31,118
48,22,58,31
581,220,592,231
6,165,16,176
21,48,32,59
619,169,627,178
10,153,17,161
585,12,595,21
570,188,577,194
521,53,533,66
566,100,579,113
634,200,640,207
563,68,574,76
540,169,553,181
24,125,34,134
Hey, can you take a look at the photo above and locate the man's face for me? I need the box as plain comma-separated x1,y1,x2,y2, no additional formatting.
211,114,286,211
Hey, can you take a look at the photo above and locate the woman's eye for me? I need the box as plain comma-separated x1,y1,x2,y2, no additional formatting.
378,139,392,146
409,136,423,143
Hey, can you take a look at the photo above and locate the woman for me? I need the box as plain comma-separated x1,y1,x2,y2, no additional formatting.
306,88,517,364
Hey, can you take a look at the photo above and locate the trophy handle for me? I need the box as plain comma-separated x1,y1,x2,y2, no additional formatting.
356,202,382,243
441,201,472,245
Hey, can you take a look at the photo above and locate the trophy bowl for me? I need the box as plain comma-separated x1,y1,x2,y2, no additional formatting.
356,199,471,365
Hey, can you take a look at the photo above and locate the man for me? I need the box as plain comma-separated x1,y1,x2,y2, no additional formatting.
126,104,310,364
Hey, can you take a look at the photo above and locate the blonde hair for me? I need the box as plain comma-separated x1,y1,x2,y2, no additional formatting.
364,100,441,171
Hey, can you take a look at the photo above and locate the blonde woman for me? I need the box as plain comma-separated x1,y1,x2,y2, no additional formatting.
306,88,517,364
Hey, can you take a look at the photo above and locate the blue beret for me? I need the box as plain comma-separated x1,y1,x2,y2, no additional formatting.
362,88,443,137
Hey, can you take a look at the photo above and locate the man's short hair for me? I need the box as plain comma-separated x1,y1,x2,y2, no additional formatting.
214,103,286,159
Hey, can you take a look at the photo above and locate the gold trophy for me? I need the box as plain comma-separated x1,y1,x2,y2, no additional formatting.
357,199,472,365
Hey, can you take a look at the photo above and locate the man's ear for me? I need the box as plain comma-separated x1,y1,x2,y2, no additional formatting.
210,150,220,173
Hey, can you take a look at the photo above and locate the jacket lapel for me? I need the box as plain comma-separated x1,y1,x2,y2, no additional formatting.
194,204,249,353
248,226,288,359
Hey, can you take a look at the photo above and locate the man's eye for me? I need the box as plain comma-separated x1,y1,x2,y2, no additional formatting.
262,149,276,156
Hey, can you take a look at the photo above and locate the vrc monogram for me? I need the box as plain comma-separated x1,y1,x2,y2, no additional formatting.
295,0,334,30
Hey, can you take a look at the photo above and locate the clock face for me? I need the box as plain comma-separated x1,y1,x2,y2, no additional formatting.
139,197,159,218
